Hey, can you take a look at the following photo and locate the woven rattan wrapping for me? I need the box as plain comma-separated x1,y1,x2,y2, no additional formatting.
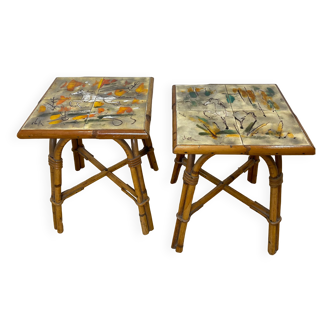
182,170,199,186
269,172,284,188
48,155,64,169
128,155,142,168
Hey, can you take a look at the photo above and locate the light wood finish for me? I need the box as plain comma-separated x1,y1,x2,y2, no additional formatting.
247,156,259,184
72,139,85,171
18,77,158,235
171,153,284,254
171,83,314,254
170,154,184,184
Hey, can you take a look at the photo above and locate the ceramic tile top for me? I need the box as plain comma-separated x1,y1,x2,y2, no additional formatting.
175,84,311,147
21,77,151,131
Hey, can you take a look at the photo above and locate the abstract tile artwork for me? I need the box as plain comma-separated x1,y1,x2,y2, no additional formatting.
175,84,311,147
21,77,151,131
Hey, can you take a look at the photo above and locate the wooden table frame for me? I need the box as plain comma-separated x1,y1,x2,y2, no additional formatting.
170,153,282,254
48,136,158,234
18,77,158,235
171,84,315,254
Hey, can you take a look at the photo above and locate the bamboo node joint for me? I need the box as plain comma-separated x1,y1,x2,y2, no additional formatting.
268,217,282,225
176,213,190,223
50,198,63,206
136,197,150,207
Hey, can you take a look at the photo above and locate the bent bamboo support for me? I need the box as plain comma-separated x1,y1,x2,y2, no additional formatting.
48,137,157,235
172,154,213,252
171,154,283,254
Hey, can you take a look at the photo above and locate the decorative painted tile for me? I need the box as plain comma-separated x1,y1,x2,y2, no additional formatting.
176,110,243,146
20,77,151,132
175,84,312,149
85,102,147,130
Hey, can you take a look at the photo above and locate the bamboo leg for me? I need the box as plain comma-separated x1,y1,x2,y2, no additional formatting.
142,136,158,171
170,154,185,184
275,155,282,251
113,139,152,235
49,139,57,230
247,156,259,184
171,154,213,254
72,139,85,171
261,155,281,255
132,139,154,232
51,139,70,234
171,155,196,251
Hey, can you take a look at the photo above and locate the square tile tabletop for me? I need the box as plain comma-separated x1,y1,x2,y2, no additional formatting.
18,77,153,139
172,84,315,155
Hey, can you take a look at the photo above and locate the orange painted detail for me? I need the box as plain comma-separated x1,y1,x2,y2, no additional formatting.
132,98,139,104
59,106,70,112
98,108,105,113
136,83,148,94
260,91,279,110
107,92,113,95
115,89,126,96
67,80,85,91
117,107,133,114
56,95,71,105
60,82,67,88
39,105,46,112
100,79,111,88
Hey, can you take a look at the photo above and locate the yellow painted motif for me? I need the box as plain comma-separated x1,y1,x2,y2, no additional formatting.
94,101,104,107
49,120,62,125
50,114,61,120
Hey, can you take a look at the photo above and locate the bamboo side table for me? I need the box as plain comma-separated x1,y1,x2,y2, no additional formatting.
171,84,315,254
18,77,158,235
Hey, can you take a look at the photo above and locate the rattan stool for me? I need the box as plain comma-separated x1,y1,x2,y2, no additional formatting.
18,77,158,235
171,84,315,254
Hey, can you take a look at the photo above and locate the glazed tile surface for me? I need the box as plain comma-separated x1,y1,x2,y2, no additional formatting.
175,84,310,147
21,77,151,131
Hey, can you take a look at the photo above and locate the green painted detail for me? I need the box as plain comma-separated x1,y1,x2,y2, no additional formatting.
196,124,207,131
196,116,209,123
266,87,275,97
226,95,235,103
253,86,260,91
189,92,197,98
198,132,210,136
252,103,258,109
267,100,274,109
217,129,237,135
244,122,255,134
191,100,197,106
205,90,211,96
